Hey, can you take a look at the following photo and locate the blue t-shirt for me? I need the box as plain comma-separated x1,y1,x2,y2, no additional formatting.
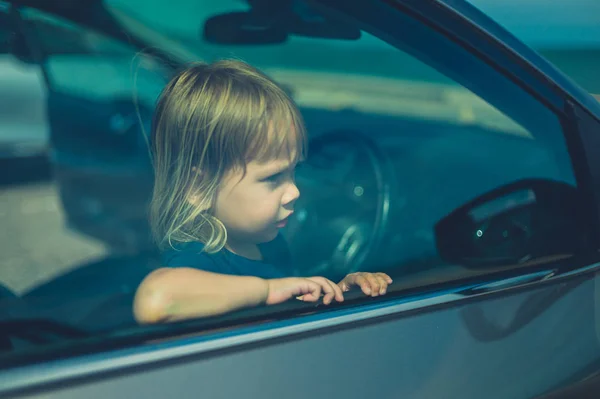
161,234,293,279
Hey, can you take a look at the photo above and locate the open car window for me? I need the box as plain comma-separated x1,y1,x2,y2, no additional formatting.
0,0,589,367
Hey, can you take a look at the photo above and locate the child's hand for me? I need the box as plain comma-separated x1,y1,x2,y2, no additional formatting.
338,272,393,297
266,277,345,305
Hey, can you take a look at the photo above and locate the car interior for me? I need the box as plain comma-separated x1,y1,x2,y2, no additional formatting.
0,0,590,359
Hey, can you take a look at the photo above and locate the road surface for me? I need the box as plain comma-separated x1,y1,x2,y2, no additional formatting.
0,179,107,295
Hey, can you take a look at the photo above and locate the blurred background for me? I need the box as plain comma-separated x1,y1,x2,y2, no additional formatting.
470,0,600,96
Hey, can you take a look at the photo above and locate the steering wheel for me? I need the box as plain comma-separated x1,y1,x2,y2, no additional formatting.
284,130,392,278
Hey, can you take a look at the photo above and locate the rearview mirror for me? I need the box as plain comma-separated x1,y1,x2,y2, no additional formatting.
203,12,288,45
434,179,589,268
203,9,361,45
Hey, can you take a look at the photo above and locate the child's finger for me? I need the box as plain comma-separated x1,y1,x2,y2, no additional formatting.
309,277,337,304
328,279,344,302
300,291,320,302
378,273,393,284
310,277,344,305
364,273,381,297
352,275,372,296
338,280,350,293
300,280,322,302
375,275,389,295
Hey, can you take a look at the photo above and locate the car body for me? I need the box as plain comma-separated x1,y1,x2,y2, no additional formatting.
1,0,600,398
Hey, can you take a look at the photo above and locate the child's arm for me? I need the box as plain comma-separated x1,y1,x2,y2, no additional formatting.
133,268,344,324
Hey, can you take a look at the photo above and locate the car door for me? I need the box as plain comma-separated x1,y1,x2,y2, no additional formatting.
1,0,600,398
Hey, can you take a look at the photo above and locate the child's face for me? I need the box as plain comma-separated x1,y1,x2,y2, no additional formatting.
213,155,300,249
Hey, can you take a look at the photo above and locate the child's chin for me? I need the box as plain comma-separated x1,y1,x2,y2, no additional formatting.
258,229,279,243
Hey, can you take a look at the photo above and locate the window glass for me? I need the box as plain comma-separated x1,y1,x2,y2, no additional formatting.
0,0,587,362
21,7,169,106
467,0,600,94
0,2,48,159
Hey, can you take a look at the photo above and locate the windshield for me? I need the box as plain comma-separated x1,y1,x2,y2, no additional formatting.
105,0,528,136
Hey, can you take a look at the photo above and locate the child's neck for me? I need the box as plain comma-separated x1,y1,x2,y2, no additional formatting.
225,240,263,261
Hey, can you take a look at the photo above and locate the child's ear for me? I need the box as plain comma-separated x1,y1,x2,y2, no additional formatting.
187,193,202,207
187,192,212,212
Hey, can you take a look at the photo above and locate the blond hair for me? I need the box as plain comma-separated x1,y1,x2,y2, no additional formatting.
150,60,306,253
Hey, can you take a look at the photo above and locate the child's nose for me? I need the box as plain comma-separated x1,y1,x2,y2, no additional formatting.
282,182,300,205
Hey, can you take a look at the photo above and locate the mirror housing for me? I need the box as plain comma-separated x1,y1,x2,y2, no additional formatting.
203,4,361,45
203,12,288,45
434,179,589,268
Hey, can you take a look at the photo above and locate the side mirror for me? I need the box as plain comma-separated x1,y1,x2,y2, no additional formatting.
434,179,589,268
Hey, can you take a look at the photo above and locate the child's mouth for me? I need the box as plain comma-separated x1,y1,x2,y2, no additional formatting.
276,215,291,228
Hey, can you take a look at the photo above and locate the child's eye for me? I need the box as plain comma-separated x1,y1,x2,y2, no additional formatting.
261,164,299,186
263,173,283,184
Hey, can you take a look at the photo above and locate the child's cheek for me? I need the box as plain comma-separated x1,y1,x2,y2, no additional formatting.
256,196,279,220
